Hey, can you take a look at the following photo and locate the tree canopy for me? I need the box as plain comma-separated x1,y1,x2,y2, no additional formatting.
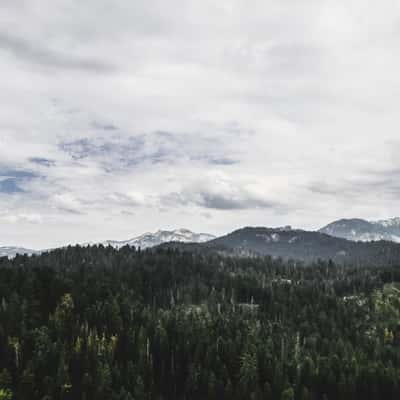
0,245,399,399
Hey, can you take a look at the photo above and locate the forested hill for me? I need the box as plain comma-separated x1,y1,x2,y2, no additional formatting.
0,245,400,399
161,226,400,265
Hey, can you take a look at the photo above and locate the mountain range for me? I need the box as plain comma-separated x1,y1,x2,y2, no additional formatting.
3,218,400,262
0,229,215,259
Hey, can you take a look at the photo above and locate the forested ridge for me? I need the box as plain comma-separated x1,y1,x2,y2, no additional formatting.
162,226,400,265
1,245,400,399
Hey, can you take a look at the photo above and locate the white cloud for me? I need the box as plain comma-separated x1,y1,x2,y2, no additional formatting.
0,0,400,247
0,212,43,224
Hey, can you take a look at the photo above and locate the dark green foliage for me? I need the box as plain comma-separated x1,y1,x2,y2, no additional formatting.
0,245,400,399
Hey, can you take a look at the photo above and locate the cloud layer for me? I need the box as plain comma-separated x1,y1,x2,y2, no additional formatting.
1,0,400,248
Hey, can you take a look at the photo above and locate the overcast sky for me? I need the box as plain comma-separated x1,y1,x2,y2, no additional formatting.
1,0,400,248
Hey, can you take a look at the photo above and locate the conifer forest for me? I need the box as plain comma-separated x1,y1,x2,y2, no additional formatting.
0,245,400,400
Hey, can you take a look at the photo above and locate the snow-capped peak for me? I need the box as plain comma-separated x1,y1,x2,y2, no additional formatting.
100,229,216,249
319,217,400,243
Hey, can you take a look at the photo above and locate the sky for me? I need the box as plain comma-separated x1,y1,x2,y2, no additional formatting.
1,0,400,249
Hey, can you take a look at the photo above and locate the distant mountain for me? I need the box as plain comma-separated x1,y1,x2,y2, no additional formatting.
99,229,216,249
160,226,400,264
0,229,214,259
319,218,400,242
0,246,38,259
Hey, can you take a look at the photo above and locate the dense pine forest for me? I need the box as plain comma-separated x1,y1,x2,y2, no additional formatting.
1,245,400,400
